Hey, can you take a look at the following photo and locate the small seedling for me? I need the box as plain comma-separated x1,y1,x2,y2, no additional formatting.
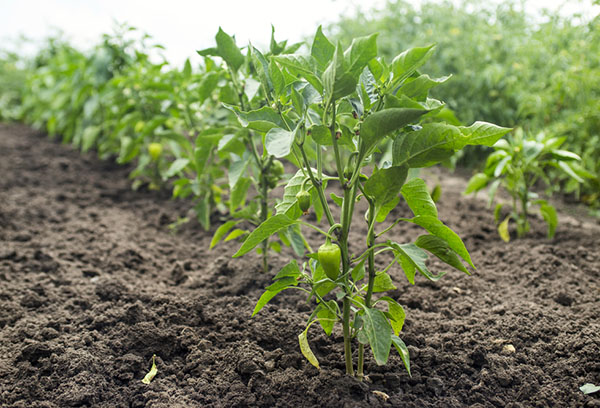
465,128,587,241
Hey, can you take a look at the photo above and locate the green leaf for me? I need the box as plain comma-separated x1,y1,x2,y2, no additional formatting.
399,74,450,101
223,104,285,133
360,108,429,159
164,158,190,178
228,154,251,189
252,277,298,316
415,234,468,273
344,33,378,78
210,220,241,249
229,177,251,211
392,123,460,168
81,126,100,152
269,60,285,98
372,272,397,292
551,149,581,161
558,161,584,183
215,27,244,71
430,184,442,203
391,336,411,375
400,178,438,218
362,307,392,366
298,327,320,369
225,229,247,242
317,300,338,336
391,45,435,86
323,41,356,100
405,216,474,268
379,297,406,336
458,122,512,147
464,173,490,194
538,201,558,239
234,214,297,257
311,26,335,72
498,216,510,242
273,259,301,280
273,54,323,93
391,242,446,283
364,166,408,209
265,127,294,158
494,203,504,223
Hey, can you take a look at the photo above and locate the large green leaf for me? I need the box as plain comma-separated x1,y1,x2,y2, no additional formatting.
379,297,406,336
400,178,438,218
265,127,294,158
399,74,450,101
391,45,435,87
273,54,323,93
360,108,429,159
233,214,297,257
362,307,393,366
458,122,512,147
363,166,408,209
404,216,474,268
311,26,335,73
392,123,460,168
323,41,356,100
343,33,378,78
215,27,245,71
390,242,446,284
223,104,285,133
415,234,468,273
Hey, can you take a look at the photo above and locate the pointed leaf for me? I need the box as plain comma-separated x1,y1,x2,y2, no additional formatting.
265,127,295,158
401,178,438,218
363,307,392,366
360,108,429,159
391,336,411,375
299,327,320,369
415,234,468,273
234,214,297,257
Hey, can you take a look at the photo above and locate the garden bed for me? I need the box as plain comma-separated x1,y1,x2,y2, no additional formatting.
1,123,599,407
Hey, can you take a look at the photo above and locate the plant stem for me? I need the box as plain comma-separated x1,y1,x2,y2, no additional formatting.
298,144,335,227
357,198,376,379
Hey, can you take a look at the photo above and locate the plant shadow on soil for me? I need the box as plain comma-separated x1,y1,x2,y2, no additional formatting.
0,124,599,408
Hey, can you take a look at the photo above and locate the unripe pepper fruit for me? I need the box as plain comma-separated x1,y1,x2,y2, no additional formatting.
296,190,311,215
148,143,163,161
318,240,341,280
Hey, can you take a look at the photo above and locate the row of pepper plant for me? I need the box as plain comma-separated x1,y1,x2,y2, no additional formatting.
2,25,512,378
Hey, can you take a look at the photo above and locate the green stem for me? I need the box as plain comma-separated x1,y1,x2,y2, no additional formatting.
329,101,345,187
357,198,376,380
298,144,335,227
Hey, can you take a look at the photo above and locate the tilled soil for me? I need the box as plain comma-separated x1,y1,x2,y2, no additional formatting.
0,123,599,408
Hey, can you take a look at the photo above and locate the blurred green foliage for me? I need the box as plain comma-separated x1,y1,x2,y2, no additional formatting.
329,0,600,205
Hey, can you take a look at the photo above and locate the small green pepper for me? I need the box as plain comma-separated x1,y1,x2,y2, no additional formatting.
271,160,285,178
318,240,341,280
148,143,163,161
296,190,311,214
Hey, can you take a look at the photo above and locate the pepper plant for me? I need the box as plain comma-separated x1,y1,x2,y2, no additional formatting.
232,27,511,377
465,128,589,241
201,28,306,272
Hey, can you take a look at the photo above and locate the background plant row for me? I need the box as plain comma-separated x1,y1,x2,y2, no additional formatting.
0,0,598,214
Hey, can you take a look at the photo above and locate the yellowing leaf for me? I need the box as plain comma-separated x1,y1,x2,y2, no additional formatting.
298,329,320,369
498,216,510,242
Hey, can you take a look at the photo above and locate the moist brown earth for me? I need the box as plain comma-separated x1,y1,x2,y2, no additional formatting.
1,123,599,408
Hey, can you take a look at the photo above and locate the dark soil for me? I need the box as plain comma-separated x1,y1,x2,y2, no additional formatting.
1,123,599,408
